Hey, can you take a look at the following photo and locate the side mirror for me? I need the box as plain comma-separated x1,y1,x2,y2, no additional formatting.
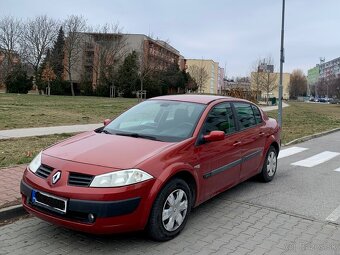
203,131,225,142
103,119,111,126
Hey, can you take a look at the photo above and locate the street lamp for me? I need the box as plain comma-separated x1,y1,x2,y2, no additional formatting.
278,0,285,128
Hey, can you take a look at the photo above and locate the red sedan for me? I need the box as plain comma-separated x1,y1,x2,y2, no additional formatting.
21,95,280,241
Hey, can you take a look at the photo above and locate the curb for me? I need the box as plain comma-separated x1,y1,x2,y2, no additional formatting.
283,127,340,146
0,204,27,221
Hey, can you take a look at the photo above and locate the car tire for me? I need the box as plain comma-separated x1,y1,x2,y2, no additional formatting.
147,178,192,241
259,146,278,182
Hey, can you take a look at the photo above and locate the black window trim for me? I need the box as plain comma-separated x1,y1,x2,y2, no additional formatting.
231,101,264,131
195,101,238,146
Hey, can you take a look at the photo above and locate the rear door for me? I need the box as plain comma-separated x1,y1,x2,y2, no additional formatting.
233,102,266,181
196,102,242,200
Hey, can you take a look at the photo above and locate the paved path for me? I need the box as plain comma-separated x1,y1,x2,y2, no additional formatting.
260,102,289,112
1,131,340,254
1,195,340,254
0,123,101,140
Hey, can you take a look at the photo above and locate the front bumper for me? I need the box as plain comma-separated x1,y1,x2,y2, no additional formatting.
21,180,140,219
20,179,152,234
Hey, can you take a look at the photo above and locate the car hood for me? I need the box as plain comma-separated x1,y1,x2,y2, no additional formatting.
43,131,174,169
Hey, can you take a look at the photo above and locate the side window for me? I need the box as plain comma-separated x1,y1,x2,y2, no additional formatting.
251,105,263,124
203,103,236,135
234,103,256,129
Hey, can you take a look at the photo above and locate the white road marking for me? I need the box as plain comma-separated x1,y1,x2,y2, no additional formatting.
334,167,340,172
278,146,308,159
291,151,340,168
326,205,340,222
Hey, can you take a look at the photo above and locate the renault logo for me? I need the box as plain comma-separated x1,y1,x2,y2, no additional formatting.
52,171,61,184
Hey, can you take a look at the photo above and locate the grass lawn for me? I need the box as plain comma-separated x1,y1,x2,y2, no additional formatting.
267,102,340,144
0,94,138,130
0,133,74,168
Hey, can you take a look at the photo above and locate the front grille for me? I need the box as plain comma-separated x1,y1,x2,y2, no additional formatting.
36,165,54,179
68,172,94,187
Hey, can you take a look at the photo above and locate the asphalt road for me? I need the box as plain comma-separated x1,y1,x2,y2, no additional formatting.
1,131,340,255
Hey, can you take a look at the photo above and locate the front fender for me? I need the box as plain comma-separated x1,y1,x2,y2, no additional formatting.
137,162,200,228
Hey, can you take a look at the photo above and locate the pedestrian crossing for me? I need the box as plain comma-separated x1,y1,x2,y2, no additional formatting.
279,146,340,169
277,146,308,159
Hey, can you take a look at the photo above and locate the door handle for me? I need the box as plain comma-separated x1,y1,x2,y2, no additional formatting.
233,141,241,146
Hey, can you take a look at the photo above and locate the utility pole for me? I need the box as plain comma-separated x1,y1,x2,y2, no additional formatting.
278,0,285,128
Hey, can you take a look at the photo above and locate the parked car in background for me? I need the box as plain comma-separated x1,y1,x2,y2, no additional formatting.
329,98,340,104
21,95,280,241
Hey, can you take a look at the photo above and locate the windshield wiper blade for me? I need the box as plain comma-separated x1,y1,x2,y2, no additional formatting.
115,132,159,141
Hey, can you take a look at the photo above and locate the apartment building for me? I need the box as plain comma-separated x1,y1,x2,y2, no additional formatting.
186,59,219,94
64,33,181,89
319,57,340,81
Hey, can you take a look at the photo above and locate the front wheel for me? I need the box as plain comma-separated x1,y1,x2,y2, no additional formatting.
259,146,278,182
147,178,192,241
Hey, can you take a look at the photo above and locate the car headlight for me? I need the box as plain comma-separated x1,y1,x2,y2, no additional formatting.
90,169,154,187
29,151,42,173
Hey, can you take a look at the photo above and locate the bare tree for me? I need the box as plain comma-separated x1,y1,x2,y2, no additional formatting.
0,16,22,87
91,23,127,94
259,57,278,104
138,38,154,97
64,15,87,96
289,69,307,99
188,63,209,93
20,15,58,82
250,58,264,100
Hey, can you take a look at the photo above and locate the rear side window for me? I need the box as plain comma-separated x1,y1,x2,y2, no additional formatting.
234,102,256,129
203,103,236,135
251,105,263,124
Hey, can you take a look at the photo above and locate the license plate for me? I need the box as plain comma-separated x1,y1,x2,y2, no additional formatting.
31,190,67,214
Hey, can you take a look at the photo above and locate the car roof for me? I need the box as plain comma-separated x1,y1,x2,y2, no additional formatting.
150,94,234,105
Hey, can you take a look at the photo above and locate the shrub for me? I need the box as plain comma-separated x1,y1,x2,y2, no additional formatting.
5,66,33,94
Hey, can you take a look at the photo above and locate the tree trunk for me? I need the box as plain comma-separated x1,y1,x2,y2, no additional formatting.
69,72,75,96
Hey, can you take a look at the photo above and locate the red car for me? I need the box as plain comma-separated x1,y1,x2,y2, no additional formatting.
21,95,280,241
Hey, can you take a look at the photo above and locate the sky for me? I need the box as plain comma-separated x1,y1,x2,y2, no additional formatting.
1,0,340,77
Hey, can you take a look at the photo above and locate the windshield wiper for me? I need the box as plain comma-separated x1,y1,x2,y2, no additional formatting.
115,132,159,141
101,129,112,134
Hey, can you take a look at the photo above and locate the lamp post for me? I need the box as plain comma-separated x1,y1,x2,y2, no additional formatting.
278,0,285,128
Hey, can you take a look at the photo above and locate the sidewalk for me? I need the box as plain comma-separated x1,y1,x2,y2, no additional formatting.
0,123,102,140
0,165,25,209
260,101,289,112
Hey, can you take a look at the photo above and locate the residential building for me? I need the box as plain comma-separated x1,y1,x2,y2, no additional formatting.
307,65,320,96
217,67,225,94
186,59,219,94
319,57,340,81
221,77,251,94
64,33,181,89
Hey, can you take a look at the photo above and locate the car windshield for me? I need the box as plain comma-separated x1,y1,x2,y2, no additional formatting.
103,100,206,142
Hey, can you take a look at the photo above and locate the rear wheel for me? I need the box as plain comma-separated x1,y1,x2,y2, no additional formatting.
259,146,277,182
147,178,192,241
